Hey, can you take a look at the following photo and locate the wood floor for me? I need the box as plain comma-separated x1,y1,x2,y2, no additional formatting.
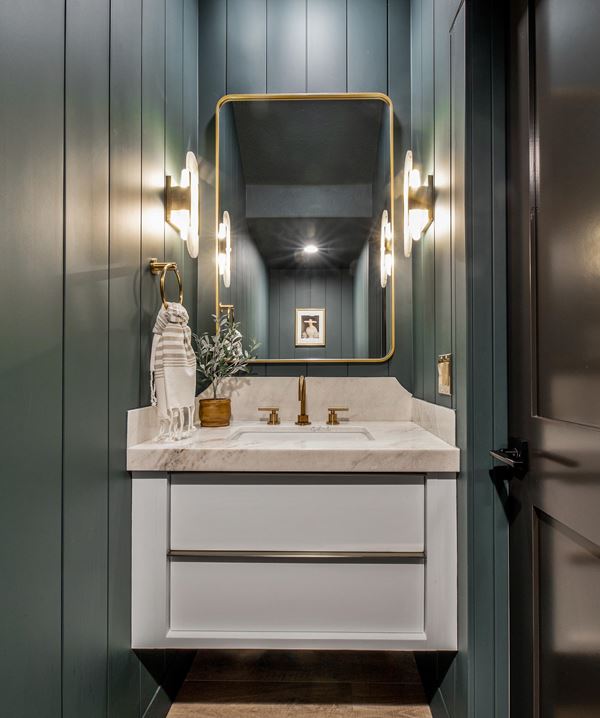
168,650,432,717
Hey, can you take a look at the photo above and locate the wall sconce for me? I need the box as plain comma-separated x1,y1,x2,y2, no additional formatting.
380,209,393,288
165,151,199,259
403,150,434,258
217,210,231,288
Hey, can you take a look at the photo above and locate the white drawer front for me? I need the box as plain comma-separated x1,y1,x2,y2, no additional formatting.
170,560,424,634
170,481,424,552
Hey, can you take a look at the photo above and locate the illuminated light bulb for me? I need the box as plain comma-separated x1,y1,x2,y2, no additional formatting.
409,168,422,190
218,252,227,275
384,251,393,276
409,208,430,241
385,221,393,241
218,222,227,240
303,244,319,254
171,209,190,241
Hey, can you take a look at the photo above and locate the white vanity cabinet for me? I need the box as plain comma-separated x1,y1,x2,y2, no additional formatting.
132,472,457,651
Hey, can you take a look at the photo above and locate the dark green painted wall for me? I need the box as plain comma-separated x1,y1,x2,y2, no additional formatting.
197,0,413,380
0,1,197,716
268,269,355,359
411,1,509,717
218,103,270,354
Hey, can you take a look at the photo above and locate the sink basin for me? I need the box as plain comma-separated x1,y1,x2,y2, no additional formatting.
229,425,374,445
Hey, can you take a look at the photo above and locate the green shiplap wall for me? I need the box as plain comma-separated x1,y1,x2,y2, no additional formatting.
197,0,413,381
411,2,509,718
218,104,270,354
0,1,197,716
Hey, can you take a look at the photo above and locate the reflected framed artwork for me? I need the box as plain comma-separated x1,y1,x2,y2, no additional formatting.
295,308,326,347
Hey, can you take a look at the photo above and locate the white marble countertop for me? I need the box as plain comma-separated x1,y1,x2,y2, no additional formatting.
127,420,460,474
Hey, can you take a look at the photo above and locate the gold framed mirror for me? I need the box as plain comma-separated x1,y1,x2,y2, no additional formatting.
214,93,394,363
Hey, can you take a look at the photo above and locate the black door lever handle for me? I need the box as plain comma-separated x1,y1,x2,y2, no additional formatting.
490,439,529,478
489,448,524,468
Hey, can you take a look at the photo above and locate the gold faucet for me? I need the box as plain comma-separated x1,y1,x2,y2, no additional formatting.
295,375,311,425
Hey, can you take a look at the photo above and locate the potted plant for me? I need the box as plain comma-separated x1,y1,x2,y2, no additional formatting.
194,313,259,427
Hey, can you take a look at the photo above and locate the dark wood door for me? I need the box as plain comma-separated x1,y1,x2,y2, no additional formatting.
508,1,600,716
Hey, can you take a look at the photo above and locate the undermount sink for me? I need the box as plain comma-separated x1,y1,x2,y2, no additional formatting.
229,425,375,445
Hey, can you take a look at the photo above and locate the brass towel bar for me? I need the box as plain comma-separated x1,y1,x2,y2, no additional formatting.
149,258,183,309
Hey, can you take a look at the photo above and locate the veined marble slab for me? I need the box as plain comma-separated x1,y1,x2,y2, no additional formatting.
127,420,459,473
198,376,414,423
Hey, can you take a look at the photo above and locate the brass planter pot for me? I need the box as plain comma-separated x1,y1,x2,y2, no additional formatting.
199,398,231,427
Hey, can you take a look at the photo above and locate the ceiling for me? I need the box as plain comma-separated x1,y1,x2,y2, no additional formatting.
226,98,386,269
232,99,385,185
246,217,373,269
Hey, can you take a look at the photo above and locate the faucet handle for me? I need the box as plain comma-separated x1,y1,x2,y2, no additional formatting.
258,407,280,425
327,407,349,425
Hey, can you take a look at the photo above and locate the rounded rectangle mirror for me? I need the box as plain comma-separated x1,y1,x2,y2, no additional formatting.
215,93,394,363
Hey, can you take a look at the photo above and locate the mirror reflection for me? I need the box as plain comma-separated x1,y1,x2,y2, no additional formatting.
215,95,394,362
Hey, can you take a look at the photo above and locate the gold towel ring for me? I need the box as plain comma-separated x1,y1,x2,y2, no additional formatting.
149,258,183,309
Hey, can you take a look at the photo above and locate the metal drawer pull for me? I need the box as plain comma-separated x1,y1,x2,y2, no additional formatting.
168,549,425,560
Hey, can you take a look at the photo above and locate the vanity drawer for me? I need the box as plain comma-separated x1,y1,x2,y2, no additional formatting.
169,559,424,634
170,479,425,552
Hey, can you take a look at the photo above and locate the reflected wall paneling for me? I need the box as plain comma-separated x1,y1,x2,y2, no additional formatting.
0,1,64,716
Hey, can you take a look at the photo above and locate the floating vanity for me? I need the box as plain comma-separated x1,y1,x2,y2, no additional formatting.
129,378,459,652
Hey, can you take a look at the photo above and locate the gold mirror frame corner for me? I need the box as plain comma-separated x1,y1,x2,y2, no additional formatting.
214,92,395,365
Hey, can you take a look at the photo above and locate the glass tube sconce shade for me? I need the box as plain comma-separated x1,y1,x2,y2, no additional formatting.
217,210,231,288
380,209,394,288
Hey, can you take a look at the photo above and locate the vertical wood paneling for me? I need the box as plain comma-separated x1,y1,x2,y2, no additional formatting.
433,0,453,409
183,0,199,335
165,0,185,281
227,0,267,93
387,0,412,389
108,1,143,715
323,272,341,358
198,0,226,336
347,0,387,92
411,0,424,396
267,0,306,92
0,2,64,716
63,1,110,716
307,0,347,92
2,2,197,716
141,0,166,406
420,0,436,403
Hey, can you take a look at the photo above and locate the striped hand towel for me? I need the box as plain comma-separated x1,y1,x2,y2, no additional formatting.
150,303,196,440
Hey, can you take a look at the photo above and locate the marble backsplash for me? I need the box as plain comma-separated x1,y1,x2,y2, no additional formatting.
128,377,456,447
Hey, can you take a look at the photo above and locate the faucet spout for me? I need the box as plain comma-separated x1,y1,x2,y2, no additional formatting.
295,375,311,425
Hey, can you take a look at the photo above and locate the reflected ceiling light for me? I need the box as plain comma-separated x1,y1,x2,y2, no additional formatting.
380,209,393,288
303,244,319,254
165,151,199,258
403,150,434,258
217,210,231,288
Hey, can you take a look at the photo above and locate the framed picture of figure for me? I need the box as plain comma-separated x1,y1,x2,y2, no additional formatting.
295,308,326,347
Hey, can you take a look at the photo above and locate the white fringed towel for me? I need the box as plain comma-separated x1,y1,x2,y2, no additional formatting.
150,303,196,440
